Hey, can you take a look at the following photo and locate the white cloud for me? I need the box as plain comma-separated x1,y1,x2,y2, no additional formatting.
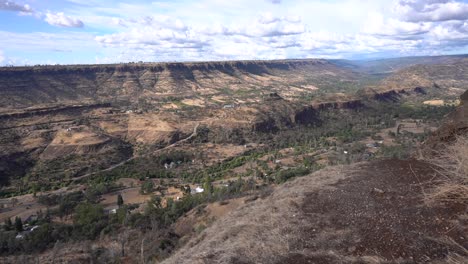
363,12,431,38
44,12,84,28
395,0,468,22
0,50,4,64
4,0,468,64
0,0,32,13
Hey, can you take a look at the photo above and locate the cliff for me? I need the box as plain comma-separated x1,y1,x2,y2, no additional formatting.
0,59,356,108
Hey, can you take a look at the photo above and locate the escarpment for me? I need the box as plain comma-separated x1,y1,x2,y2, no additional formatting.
0,58,465,184
0,59,343,109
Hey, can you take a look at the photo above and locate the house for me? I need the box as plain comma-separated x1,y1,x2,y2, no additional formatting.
15,225,41,240
191,187,204,194
223,104,235,109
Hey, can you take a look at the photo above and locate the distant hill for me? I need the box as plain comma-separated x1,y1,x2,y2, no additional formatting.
375,57,468,98
332,54,468,75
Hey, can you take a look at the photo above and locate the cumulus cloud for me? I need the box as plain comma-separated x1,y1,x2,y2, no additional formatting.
0,0,32,13
363,13,430,39
44,12,84,28
395,0,468,22
5,0,468,64
114,15,187,31
95,26,207,50
197,14,305,37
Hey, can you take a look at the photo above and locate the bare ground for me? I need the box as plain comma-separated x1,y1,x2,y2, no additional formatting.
163,159,467,264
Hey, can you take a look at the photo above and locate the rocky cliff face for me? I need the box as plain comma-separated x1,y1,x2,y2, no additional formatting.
0,59,352,109
1,58,464,185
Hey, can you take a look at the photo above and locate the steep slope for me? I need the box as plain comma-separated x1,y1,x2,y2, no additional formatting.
0,59,361,109
333,54,468,75
376,59,468,97
422,89,468,156
164,160,467,264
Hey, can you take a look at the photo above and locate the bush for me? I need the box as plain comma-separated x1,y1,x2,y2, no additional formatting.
73,203,107,239
426,135,468,204
274,167,311,183
378,145,412,159
140,180,154,194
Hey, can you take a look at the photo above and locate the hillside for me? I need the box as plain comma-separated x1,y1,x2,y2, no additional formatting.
0,59,364,109
164,160,467,264
333,55,468,75
377,58,468,95
0,56,467,263
1,56,466,202
163,90,468,264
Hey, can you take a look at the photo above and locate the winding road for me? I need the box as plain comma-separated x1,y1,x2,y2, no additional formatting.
72,123,200,182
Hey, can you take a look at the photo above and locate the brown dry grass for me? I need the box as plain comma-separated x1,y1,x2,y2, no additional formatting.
162,165,353,264
425,135,468,205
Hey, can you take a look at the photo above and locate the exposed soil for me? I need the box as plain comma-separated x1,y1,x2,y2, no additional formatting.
164,159,467,264
281,159,467,263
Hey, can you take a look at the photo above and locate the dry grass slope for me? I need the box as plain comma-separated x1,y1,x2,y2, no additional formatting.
163,158,468,264
163,165,352,264
425,135,468,205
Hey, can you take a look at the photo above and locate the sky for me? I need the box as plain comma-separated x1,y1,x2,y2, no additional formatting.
1,0,468,65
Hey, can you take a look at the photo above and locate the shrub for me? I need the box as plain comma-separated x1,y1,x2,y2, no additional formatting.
140,180,154,194
426,135,468,204
73,203,107,239
274,167,311,184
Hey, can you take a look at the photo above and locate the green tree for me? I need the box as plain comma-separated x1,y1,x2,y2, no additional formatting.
74,203,105,226
73,202,106,239
203,175,213,194
14,216,23,232
140,180,154,194
117,194,124,208
3,218,12,231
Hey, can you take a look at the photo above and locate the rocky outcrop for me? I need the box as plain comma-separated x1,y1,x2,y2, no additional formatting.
0,103,110,122
423,89,468,153
312,99,363,110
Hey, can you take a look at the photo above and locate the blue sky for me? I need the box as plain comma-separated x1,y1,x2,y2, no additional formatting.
1,0,468,65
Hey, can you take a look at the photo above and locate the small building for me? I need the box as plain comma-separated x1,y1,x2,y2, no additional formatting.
191,187,204,194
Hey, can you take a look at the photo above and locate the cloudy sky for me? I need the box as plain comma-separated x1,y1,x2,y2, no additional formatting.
1,0,468,65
